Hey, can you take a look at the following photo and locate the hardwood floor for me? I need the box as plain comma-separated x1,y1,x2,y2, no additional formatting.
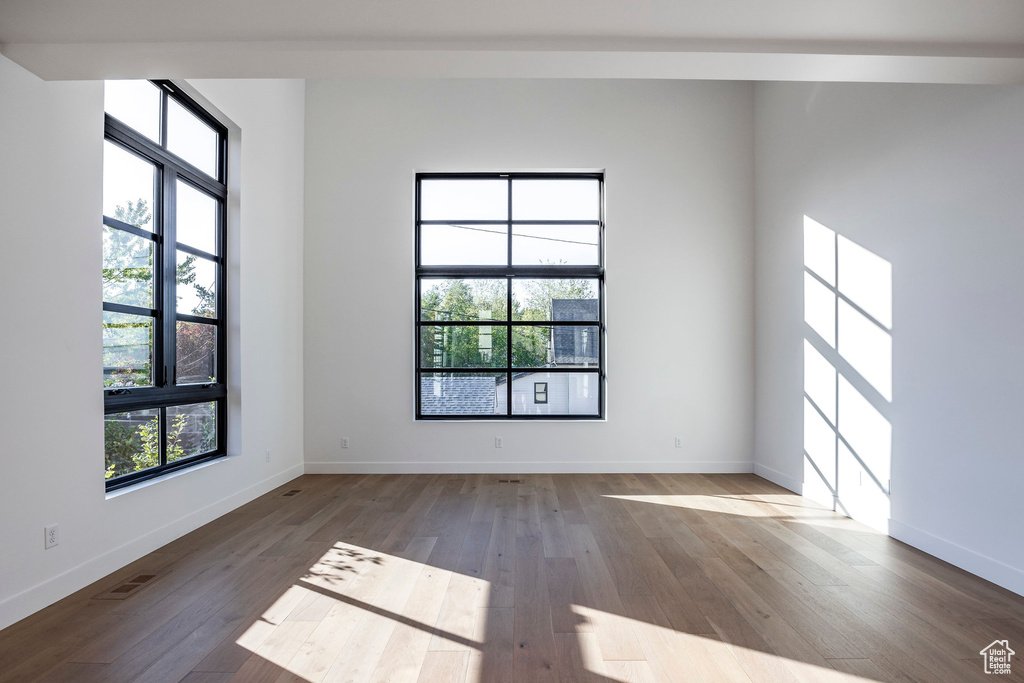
2,473,1022,682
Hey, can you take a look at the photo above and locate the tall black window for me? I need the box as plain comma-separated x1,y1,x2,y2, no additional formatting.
416,173,604,419
102,80,228,489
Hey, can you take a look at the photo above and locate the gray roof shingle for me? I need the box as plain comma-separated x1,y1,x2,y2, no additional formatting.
420,376,497,414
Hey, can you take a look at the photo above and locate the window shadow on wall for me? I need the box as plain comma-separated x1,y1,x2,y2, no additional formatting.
803,216,893,532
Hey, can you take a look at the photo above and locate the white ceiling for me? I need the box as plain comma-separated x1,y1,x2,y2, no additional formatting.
2,0,1023,82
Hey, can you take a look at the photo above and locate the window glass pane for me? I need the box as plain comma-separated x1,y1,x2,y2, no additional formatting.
176,251,217,318
167,97,218,177
103,226,154,308
420,223,507,266
513,325,598,367
420,326,506,369
420,373,505,416
176,180,218,255
512,224,599,266
167,402,217,461
511,279,599,321
177,322,217,384
512,325,551,367
512,179,600,221
420,179,507,221
511,372,599,415
103,311,154,388
103,141,156,229
104,80,162,143
420,279,507,322
105,408,161,480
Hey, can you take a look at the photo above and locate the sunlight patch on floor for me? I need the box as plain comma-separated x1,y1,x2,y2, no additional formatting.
575,605,881,683
235,539,490,681
231,535,885,682
602,493,780,518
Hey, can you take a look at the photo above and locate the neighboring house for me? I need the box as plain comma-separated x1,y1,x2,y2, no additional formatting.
551,298,599,366
498,298,599,416
422,298,600,415
495,371,598,416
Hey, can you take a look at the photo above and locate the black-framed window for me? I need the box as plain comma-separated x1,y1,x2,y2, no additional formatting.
102,80,228,490
534,382,548,404
416,173,604,419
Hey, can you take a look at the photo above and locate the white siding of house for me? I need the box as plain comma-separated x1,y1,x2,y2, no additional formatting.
495,372,599,416
495,384,506,414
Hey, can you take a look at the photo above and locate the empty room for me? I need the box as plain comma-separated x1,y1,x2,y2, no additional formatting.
1,1,1023,681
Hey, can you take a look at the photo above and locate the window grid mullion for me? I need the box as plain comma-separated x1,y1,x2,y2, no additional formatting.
506,180,513,416
160,87,168,148
152,160,167,391
216,193,227,391
163,170,177,391
103,217,156,240
159,406,168,466
414,179,422,418
103,301,157,318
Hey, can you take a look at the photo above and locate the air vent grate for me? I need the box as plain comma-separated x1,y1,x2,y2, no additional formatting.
94,572,161,600
497,479,522,484
281,489,302,497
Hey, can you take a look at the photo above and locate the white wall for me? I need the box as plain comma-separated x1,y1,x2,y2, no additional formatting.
754,82,1024,593
0,56,306,629
303,79,755,473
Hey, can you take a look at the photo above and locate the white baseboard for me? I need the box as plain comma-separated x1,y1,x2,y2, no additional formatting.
305,461,754,475
0,463,304,631
752,463,803,494
888,519,1024,598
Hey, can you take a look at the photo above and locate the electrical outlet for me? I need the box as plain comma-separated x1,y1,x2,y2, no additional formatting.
341,437,350,449
44,525,59,549
674,437,682,448
495,436,503,449
265,449,271,462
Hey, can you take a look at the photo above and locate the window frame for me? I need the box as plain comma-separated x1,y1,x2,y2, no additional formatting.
103,79,229,490
414,172,605,420
534,382,549,404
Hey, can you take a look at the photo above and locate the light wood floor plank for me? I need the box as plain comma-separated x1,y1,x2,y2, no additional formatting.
565,523,646,662
467,607,514,683
417,651,468,683
513,496,558,681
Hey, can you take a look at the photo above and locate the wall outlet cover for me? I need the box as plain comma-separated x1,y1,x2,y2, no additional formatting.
44,524,59,549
